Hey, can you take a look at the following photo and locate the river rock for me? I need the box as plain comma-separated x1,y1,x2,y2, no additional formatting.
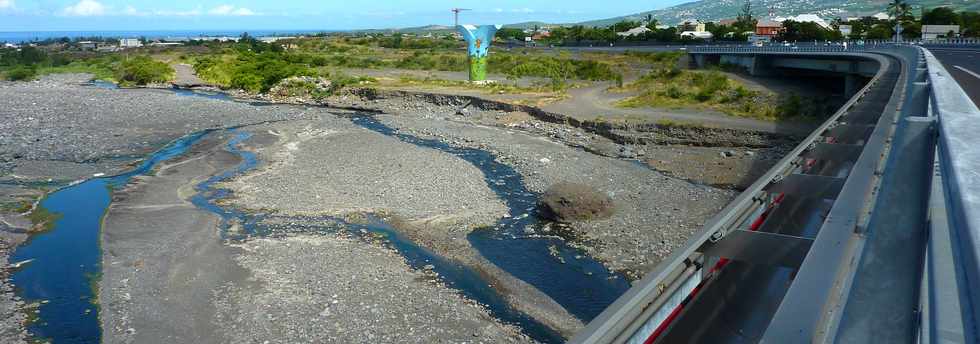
539,182,615,222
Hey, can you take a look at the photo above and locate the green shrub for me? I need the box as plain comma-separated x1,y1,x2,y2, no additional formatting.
117,56,173,85
5,66,37,81
777,93,803,117
694,88,714,101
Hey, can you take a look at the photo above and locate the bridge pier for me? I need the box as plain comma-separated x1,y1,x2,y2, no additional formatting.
845,74,862,99
456,24,502,82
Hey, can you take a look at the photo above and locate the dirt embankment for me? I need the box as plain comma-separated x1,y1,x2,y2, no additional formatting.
328,87,802,148
323,87,800,191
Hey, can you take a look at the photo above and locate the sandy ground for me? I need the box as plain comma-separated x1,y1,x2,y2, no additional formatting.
100,132,248,344
220,118,507,223
0,235,28,344
215,234,532,343
172,64,210,87
220,119,585,336
101,130,532,343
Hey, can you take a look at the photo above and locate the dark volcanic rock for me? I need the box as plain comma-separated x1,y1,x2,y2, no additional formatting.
539,182,615,222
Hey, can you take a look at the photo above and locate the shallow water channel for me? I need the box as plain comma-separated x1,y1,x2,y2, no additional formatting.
10,132,207,343
9,87,631,343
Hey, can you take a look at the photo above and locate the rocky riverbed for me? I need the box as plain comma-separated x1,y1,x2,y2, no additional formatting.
0,73,792,342
374,114,735,279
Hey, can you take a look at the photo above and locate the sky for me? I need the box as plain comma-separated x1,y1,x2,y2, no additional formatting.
0,0,690,32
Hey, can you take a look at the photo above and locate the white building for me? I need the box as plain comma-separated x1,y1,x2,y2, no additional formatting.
872,12,893,21
149,42,183,47
680,31,714,40
78,41,98,50
258,36,297,43
617,26,652,37
119,38,142,48
922,25,961,40
774,14,832,30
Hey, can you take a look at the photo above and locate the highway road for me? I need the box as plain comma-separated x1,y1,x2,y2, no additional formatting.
927,46,980,108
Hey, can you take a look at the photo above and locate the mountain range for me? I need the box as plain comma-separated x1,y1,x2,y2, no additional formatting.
379,0,979,33
578,0,980,26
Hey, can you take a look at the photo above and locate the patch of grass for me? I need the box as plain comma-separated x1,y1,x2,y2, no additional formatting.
26,204,62,233
37,61,116,81
394,75,549,95
656,118,705,129
85,271,102,307
0,200,33,213
3,65,37,81
618,69,801,121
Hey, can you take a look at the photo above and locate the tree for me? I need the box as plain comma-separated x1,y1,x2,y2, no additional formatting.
888,0,913,21
922,7,959,25
778,20,830,42
738,0,753,23
866,23,894,39
734,0,758,34
901,21,921,40
888,0,913,40
707,22,742,41
496,28,526,40
646,19,660,31
961,12,980,38
612,20,640,33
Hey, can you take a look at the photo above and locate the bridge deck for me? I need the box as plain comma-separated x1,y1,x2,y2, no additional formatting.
571,44,980,344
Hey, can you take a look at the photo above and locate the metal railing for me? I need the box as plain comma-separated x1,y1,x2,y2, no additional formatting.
920,46,980,343
572,44,980,343
571,47,900,344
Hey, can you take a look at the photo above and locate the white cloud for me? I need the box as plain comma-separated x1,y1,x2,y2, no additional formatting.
122,5,146,16
0,0,14,10
208,4,234,15
209,4,257,16
60,0,106,16
231,7,255,16
153,8,203,17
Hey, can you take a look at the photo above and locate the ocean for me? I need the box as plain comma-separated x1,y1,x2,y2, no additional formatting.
0,30,338,43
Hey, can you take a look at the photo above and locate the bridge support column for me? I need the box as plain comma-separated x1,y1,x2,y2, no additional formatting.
457,24,502,82
692,54,708,68
749,56,775,77
845,74,862,99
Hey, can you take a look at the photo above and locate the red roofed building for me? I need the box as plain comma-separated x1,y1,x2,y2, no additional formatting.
755,20,783,37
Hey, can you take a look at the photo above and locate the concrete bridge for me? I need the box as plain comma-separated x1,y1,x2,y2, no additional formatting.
571,43,980,344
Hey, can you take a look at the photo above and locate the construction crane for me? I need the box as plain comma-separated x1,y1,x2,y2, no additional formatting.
452,8,471,27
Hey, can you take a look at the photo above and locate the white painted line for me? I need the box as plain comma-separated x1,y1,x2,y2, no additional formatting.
954,65,980,80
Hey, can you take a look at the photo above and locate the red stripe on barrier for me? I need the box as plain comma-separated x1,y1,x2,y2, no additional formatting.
640,193,785,344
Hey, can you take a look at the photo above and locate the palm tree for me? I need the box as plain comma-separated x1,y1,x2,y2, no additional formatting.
888,0,913,41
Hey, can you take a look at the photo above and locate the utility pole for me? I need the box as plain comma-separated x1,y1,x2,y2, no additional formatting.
452,8,471,27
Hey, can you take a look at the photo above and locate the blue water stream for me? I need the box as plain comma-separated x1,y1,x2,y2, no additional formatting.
9,132,208,344
349,116,632,321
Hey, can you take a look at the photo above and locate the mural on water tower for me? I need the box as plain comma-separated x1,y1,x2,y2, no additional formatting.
457,24,502,82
